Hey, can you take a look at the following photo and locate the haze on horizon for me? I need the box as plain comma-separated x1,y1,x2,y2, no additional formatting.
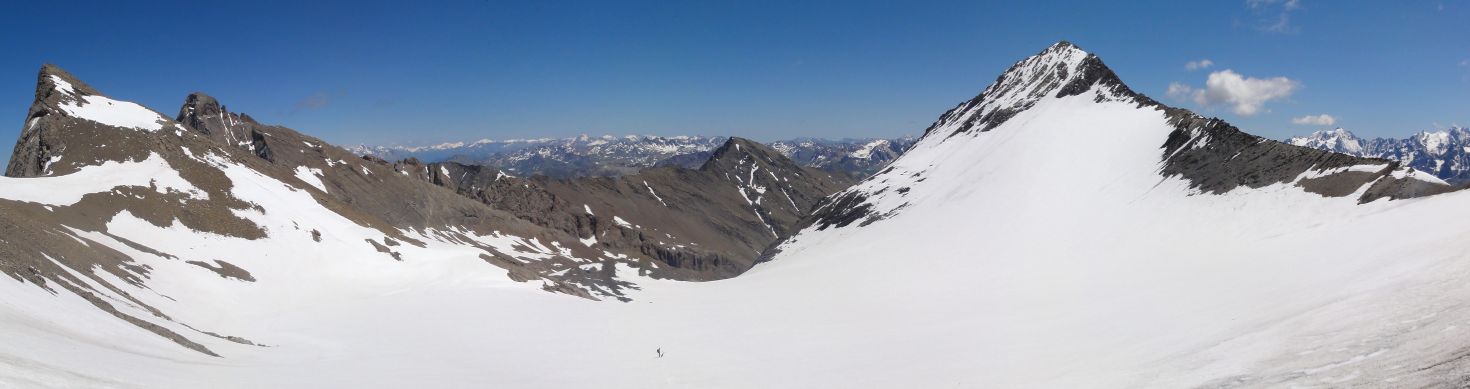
1,0,1465,157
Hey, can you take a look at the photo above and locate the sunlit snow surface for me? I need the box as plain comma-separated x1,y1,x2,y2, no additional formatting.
0,153,205,205
6,80,1470,387
50,75,169,132
292,165,328,192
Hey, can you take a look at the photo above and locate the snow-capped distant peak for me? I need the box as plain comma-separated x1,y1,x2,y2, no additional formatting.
1416,130,1452,155
1287,128,1363,154
1288,126,1470,184
848,139,891,159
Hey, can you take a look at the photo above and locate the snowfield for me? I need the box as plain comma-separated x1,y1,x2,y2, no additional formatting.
0,152,204,205
50,75,169,132
7,44,1470,388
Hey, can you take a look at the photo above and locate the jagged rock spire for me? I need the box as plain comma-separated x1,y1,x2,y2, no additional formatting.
7,64,177,177
921,40,1145,138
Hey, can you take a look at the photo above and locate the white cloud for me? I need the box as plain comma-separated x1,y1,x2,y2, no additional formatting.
1248,0,1300,10
1245,0,1302,33
1166,83,1196,100
1460,59,1469,67
1185,59,1215,71
1291,114,1337,126
1261,14,1293,33
1167,69,1301,116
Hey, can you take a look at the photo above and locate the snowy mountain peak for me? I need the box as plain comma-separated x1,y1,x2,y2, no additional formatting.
1287,127,1364,154
760,42,1470,388
36,64,100,101
921,41,1141,138
1290,126,1470,183
176,92,267,155
29,64,171,131
700,137,793,173
7,65,185,177
795,42,1452,237
1414,129,1462,155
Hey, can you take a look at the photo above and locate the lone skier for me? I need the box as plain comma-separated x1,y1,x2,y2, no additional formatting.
656,348,663,358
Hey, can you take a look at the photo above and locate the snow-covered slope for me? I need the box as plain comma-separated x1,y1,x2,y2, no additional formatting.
1290,127,1470,184
759,41,1468,386
5,42,1470,389
0,64,709,364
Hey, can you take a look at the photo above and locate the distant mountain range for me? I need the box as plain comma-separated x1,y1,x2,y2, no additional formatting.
1288,127,1470,184
348,135,916,179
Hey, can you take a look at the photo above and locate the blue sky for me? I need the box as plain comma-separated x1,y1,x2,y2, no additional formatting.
1,0,1466,155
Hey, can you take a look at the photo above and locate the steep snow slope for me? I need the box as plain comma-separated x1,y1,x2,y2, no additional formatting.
763,41,1468,386
5,42,1470,389
766,96,1464,386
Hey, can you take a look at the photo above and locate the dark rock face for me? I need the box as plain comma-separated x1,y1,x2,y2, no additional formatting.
186,260,256,282
177,92,291,164
1158,108,1455,203
652,150,713,169
413,137,853,279
7,64,154,178
804,189,878,231
922,41,1147,138
177,93,236,143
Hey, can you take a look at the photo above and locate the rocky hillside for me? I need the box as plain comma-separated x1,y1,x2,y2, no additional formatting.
403,137,851,279
0,64,861,361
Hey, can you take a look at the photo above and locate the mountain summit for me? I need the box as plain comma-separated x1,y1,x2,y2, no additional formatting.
923,41,1143,138
803,42,1447,232
758,41,1470,386
175,92,271,159
7,64,185,177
